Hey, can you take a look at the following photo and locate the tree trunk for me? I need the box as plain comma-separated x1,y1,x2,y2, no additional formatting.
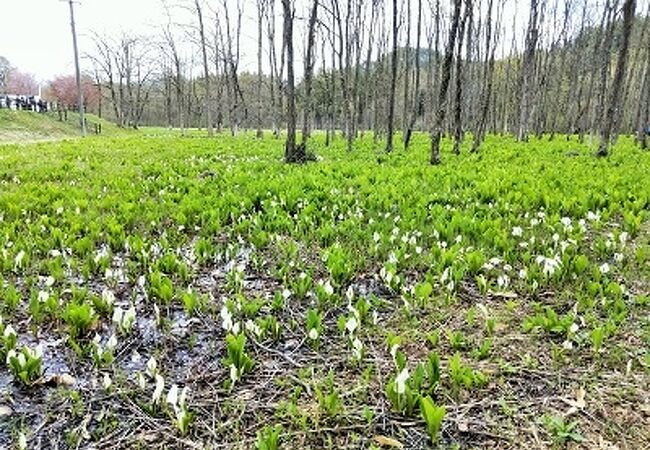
301,0,319,146
517,0,540,142
597,0,636,157
404,0,422,150
635,54,650,149
256,0,265,138
385,0,399,152
452,0,469,155
402,0,412,134
430,0,462,165
471,0,495,153
282,0,303,163
195,0,213,137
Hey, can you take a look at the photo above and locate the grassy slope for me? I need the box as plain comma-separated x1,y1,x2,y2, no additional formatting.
0,109,125,143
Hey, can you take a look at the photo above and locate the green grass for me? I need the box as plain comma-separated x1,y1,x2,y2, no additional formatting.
0,132,648,449
0,110,126,143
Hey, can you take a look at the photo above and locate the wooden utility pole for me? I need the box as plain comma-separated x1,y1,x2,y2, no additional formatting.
66,0,86,137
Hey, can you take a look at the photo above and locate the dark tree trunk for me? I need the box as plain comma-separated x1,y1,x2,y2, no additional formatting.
597,0,636,157
385,0,399,152
402,0,412,134
636,56,650,149
430,0,462,165
302,0,319,146
256,0,265,138
471,0,495,153
517,0,540,142
195,0,213,137
404,0,422,150
282,0,303,163
452,0,469,155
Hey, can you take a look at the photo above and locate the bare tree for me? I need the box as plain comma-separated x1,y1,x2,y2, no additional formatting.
360,1,379,134
452,0,470,155
404,0,423,150
471,0,499,152
635,36,650,149
301,0,320,146
91,33,154,129
597,0,636,156
219,0,246,135
0,56,10,92
162,25,185,133
266,0,285,138
517,0,541,142
402,0,412,135
194,0,213,136
430,0,463,165
256,0,265,138
81,0,650,146
385,0,399,152
282,0,304,163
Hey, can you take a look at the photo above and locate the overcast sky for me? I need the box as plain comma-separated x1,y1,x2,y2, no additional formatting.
1,0,534,85
1,1,161,81
0,0,270,82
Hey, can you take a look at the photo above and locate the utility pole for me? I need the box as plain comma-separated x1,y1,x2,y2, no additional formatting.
65,0,86,136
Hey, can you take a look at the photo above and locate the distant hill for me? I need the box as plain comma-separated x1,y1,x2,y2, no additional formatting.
0,110,127,144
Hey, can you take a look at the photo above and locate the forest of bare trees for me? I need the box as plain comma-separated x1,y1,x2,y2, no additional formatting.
84,0,650,161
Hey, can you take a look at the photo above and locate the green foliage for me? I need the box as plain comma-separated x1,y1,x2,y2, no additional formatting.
223,333,254,385
420,396,446,442
306,309,323,346
448,353,488,396
522,307,575,336
472,338,492,360
385,352,442,417
194,237,216,264
323,244,354,287
385,369,420,416
181,289,206,316
590,326,606,353
62,302,97,338
0,317,17,357
1,284,21,312
542,415,584,445
258,315,282,341
446,330,467,351
290,272,313,300
255,425,282,450
414,281,433,302
149,271,175,304
465,250,486,275
6,345,43,386
315,381,342,419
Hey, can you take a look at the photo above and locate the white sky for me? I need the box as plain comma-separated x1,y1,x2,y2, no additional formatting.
0,0,571,85
0,1,164,82
0,0,272,82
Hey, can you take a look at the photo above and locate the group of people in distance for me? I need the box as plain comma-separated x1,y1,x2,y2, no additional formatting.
0,94,49,112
